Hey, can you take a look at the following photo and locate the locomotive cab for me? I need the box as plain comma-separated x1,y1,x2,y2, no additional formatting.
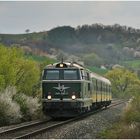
42,62,85,117
42,62,112,118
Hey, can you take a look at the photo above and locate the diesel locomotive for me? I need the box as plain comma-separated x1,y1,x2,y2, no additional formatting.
42,61,112,118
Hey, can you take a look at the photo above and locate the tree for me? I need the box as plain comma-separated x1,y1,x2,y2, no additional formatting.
0,45,21,90
84,53,103,67
25,29,30,34
105,68,140,98
0,44,40,96
15,59,40,96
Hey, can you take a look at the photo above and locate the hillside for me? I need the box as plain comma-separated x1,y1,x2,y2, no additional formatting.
0,23,140,70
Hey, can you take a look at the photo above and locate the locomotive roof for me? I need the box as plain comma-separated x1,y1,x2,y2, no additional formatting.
90,72,111,85
45,61,111,85
45,61,84,69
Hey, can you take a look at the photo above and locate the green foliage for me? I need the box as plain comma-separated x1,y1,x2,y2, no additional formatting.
105,68,139,98
122,95,140,123
99,95,140,139
14,93,40,121
1,24,140,68
15,59,40,96
0,45,51,125
0,44,40,96
0,45,21,89
84,53,103,67
14,94,28,120
122,60,140,69
47,26,76,45
24,53,55,62
0,75,5,90
98,80,140,139
98,123,121,139
88,66,108,75
99,122,140,139
39,58,56,73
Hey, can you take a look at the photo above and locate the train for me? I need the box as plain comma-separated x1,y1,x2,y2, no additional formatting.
42,61,112,118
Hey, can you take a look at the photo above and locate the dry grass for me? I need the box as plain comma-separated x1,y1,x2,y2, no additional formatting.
99,96,140,139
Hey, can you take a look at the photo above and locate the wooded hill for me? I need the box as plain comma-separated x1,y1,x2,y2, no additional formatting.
1,23,140,69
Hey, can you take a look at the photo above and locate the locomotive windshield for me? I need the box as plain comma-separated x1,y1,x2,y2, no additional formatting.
64,70,78,80
43,69,79,80
44,70,59,80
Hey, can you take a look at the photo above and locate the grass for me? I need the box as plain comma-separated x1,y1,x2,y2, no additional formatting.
98,95,140,139
122,59,140,69
87,66,108,75
24,53,56,63
98,122,140,139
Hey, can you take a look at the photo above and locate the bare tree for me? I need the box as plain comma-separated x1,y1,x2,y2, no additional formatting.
25,29,30,34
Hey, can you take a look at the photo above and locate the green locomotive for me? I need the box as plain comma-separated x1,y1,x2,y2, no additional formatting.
42,61,112,118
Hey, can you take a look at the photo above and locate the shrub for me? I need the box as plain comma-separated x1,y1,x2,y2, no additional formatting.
122,95,140,123
99,122,140,139
0,87,21,126
14,93,41,121
99,95,140,139
0,86,41,126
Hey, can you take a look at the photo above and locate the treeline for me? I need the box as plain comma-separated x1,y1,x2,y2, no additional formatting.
46,25,140,66
47,24,140,46
0,23,140,67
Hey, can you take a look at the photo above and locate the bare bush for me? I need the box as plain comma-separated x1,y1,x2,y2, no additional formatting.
14,93,41,121
0,86,41,126
0,87,22,126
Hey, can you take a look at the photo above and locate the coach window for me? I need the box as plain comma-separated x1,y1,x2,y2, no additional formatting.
92,79,95,91
109,86,111,94
96,80,99,91
102,84,104,92
88,83,91,91
100,82,102,92
108,86,110,99
87,72,90,80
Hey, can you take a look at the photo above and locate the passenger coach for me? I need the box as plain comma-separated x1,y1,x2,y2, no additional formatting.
42,61,112,118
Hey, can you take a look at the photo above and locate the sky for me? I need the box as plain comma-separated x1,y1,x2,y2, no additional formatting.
1,1,140,34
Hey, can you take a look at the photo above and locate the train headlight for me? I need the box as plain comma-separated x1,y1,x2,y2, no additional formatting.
47,95,52,100
60,63,64,67
72,95,76,100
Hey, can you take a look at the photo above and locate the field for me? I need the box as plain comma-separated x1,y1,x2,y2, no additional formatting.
24,53,56,64
88,66,108,75
122,60,140,69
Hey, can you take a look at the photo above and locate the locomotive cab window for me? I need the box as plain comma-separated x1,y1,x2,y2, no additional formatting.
64,70,79,80
43,70,59,80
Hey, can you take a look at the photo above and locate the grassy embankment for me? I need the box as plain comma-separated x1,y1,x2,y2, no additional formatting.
88,66,108,75
123,60,140,69
98,95,140,139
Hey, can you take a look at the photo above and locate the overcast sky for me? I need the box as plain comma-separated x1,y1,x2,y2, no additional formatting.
1,1,140,34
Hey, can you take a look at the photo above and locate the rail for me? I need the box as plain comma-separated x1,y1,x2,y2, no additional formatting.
0,99,127,139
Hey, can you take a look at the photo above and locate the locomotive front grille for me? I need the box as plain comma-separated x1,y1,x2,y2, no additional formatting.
42,82,81,99
43,99,82,109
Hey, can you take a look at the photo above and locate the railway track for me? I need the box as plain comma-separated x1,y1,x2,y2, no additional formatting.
0,99,127,139
0,119,52,139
